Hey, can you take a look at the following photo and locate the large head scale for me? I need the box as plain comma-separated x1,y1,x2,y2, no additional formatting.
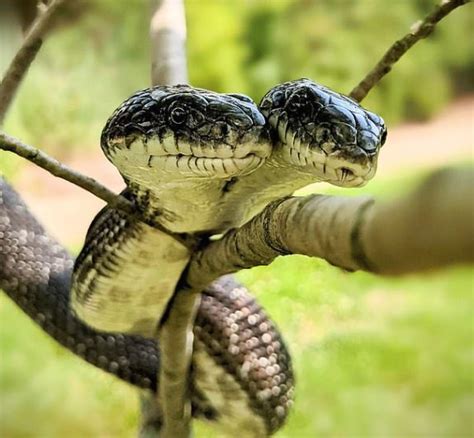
101,85,271,188
259,78,387,187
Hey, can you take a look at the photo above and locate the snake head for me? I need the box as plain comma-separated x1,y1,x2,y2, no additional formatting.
260,78,387,187
101,85,271,185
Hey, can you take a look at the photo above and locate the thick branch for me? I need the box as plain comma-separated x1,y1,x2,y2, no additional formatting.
0,131,134,213
158,291,200,438
349,0,470,102
186,167,474,291
0,0,67,125
150,0,188,86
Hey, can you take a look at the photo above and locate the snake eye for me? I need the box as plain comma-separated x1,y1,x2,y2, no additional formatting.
170,107,187,125
333,123,356,145
271,90,284,106
380,127,388,146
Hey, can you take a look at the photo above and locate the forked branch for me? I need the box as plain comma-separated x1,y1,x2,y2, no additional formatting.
0,2,472,437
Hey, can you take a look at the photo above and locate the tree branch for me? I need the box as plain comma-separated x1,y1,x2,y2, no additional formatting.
0,131,134,213
150,0,188,86
349,0,471,102
139,392,164,438
149,1,194,437
0,0,67,125
185,167,474,292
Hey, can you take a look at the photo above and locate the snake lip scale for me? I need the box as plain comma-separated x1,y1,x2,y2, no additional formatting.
145,153,264,178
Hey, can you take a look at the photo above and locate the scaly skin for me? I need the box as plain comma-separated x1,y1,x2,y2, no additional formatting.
0,178,294,435
224,78,387,224
71,85,273,336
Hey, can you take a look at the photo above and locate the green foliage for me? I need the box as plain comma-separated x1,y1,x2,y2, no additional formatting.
0,171,473,436
2,0,473,156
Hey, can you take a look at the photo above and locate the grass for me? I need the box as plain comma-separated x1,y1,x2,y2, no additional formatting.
0,171,473,437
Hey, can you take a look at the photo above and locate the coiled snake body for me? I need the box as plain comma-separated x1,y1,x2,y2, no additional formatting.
0,79,386,436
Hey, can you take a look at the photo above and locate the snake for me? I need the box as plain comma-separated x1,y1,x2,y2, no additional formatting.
221,79,387,220
0,78,386,436
0,178,293,436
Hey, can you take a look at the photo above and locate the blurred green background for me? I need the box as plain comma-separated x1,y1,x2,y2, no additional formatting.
1,0,473,437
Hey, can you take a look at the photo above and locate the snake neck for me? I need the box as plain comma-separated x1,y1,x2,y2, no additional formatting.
219,156,317,228
123,153,321,235
125,180,241,234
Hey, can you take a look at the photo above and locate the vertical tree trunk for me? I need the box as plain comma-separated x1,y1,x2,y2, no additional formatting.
150,0,188,86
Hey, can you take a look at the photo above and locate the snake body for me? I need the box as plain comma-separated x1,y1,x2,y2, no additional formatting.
71,86,273,336
0,79,386,435
71,81,385,338
0,179,293,435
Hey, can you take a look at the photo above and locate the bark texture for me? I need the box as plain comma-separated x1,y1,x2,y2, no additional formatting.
150,0,188,86
149,1,194,436
185,167,474,291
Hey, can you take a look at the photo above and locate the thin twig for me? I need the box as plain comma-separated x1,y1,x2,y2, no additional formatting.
349,0,471,102
0,131,134,213
0,0,67,125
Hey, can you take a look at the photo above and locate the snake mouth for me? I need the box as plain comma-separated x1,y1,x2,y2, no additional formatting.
279,140,376,188
108,134,271,180
147,153,265,177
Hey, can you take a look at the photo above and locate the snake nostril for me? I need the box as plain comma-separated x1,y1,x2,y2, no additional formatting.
358,136,379,156
380,128,388,146
364,144,378,155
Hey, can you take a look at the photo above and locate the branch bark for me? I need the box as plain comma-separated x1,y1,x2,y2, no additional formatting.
349,0,471,102
0,0,67,125
185,167,474,292
139,392,164,438
149,1,194,437
150,0,188,86
0,131,134,214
